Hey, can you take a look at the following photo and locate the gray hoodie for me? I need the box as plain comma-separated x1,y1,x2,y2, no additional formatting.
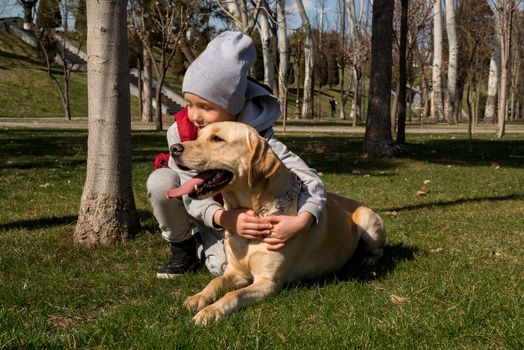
167,81,326,229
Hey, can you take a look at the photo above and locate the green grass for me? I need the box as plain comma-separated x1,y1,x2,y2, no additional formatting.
1,129,523,348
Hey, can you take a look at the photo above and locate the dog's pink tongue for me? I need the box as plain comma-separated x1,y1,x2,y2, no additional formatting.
165,178,203,199
165,171,213,199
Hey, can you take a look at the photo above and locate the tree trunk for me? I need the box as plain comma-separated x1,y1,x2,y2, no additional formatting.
391,82,399,134
276,0,288,121
445,0,458,124
142,45,153,122
418,62,430,119
396,0,408,144
75,0,139,245
62,76,71,120
259,9,275,93
225,0,243,31
296,0,314,119
339,0,347,120
347,0,362,124
496,0,513,138
350,68,362,124
21,0,37,30
484,34,501,123
363,0,394,157
137,57,142,120
431,0,444,122
155,78,164,131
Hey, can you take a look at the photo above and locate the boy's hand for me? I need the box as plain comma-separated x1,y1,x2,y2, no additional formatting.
262,212,314,251
214,209,273,240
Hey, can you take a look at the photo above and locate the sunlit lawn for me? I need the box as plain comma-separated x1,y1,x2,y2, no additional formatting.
1,128,523,348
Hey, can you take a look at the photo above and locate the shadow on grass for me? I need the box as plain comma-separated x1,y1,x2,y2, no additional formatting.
0,214,78,231
287,242,418,292
3,129,523,172
0,210,157,233
378,193,524,213
279,134,524,171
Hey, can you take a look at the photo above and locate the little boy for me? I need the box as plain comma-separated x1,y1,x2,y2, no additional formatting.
147,31,326,278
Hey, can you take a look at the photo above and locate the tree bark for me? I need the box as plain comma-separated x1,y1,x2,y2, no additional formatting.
484,30,501,124
346,0,362,123
496,0,513,138
445,0,458,124
259,8,275,93
20,0,38,30
363,0,394,157
276,0,288,122
431,0,444,122
338,0,346,120
296,0,314,119
75,0,139,245
396,0,408,144
142,45,153,122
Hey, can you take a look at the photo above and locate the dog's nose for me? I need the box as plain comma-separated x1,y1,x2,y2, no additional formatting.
170,143,184,157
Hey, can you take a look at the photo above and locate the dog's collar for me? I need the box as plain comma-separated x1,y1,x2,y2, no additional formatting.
255,174,301,217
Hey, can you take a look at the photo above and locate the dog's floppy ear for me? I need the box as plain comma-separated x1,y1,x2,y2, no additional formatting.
247,131,281,189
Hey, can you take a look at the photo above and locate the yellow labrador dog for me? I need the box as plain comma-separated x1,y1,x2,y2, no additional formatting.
166,121,386,326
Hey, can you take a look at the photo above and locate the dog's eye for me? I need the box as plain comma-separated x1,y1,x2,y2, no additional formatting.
210,135,224,143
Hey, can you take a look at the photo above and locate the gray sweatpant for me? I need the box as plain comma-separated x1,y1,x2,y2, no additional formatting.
146,168,226,275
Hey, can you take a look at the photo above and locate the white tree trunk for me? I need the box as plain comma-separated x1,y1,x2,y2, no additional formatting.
142,45,153,122
258,9,276,93
276,0,288,120
484,51,500,123
346,0,362,123
224,0,244,31
431,0,444,122
296,0,314,118
75,0,139,245
445,0,458,124
496,0,513,138
484,29,501,123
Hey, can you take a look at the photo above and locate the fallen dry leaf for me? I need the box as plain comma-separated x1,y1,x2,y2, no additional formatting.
416,184,430,196
39,183,50,188
384,211,399,217
390,294,410,305
429,247,444,254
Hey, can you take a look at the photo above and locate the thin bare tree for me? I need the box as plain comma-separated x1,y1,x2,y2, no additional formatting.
129,1,188,131
36,0,81,121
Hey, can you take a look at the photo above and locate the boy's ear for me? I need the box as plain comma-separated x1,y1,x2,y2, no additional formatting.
247,132,280,189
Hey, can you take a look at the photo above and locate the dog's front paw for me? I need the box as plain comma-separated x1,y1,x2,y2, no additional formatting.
184,293,209,312
193,305,223,326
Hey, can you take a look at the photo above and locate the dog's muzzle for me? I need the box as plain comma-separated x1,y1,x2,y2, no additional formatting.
170,143,184,158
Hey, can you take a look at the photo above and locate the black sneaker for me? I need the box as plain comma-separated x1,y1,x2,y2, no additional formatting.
157,237,201,279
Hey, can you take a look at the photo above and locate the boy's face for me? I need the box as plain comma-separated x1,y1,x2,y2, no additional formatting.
184,93,236,130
